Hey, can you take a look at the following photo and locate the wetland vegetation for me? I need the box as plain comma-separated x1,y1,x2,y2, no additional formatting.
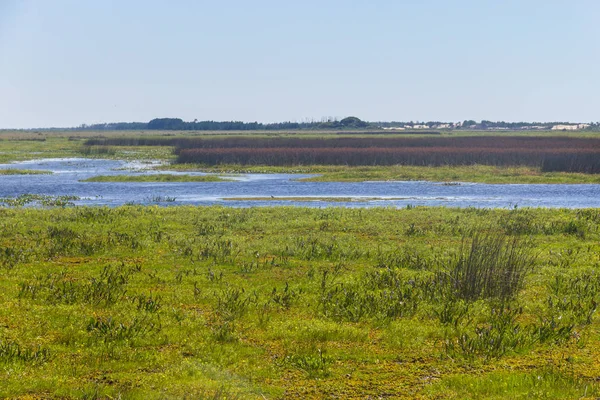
0,169,52,175
0,130,599,398
2,131,600,183
169,164,600,184
0,206,599,398
88,135,600,173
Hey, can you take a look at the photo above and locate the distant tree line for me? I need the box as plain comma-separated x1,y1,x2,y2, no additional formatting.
40,117,600,132
74,116,369,131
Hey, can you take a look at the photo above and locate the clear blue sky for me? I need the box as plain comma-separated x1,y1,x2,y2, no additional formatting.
1,0,598,128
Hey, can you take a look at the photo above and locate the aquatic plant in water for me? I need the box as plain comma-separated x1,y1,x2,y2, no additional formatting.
0,194,80,207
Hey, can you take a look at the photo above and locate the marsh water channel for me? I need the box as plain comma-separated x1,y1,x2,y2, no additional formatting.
1,158,599,208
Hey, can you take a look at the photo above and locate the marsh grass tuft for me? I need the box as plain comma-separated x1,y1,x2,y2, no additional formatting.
439,232,535,302
18,262,140,306
210,287,255,341
0,339,50,364
86,315,159,343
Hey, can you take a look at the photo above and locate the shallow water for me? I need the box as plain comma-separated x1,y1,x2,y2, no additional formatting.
1,158,599,208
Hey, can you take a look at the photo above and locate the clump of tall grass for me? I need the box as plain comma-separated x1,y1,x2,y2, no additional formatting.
210,287,255,341
79,145,116,156
438,232,535,303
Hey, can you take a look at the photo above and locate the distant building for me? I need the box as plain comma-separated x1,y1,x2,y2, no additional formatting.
551,124,590,131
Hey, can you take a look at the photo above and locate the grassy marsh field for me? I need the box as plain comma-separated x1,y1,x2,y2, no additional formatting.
0,206,599,398
0,130,599,398
1,130,600,183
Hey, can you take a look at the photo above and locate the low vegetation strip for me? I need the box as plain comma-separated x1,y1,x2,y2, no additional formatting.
81,174,231,182
0,194,79,207
298,165,600,184
165,164,600,183
0,206,599,398
0,169,52,175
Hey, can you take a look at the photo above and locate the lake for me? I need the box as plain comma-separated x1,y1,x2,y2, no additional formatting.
1,158,599,208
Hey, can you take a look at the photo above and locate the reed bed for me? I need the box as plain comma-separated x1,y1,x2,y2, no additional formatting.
175,146,600,172
85,135,600,150
81,135,600,174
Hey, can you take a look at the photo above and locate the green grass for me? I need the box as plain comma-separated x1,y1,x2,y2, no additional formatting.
0,206,599,398
0,169,52,175
168,164,600,184
0,136,175,163
425,369,597,399
81,174,232,182
300,164,600,184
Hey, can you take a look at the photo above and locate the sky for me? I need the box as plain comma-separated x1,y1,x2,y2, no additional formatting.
0,0,598,128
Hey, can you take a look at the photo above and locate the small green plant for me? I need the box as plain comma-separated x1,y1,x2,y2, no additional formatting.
86,315,159,343
270,282,301,310
147,195,177,203
433,297,471,327
285,348,332,378
132,293,162,313
210,287,254,341
0,339,50,364
445,305,528,360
